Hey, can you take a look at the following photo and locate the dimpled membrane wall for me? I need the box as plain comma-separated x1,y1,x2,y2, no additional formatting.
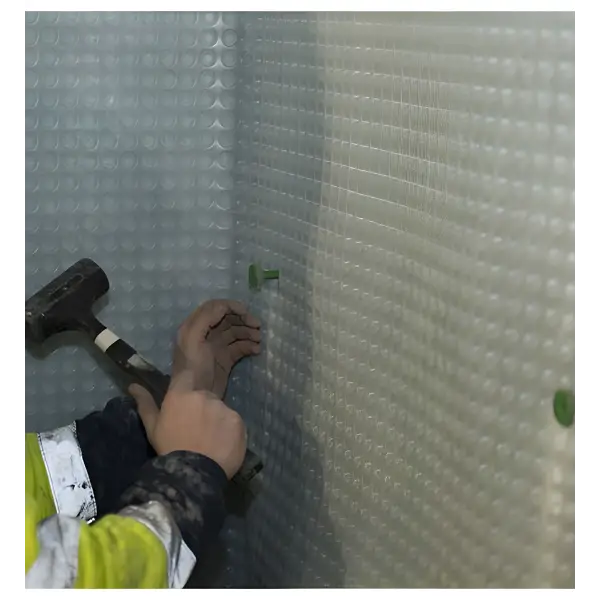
25,12,240,431
230,13,574,588
24,12,252,587
25,11,575,589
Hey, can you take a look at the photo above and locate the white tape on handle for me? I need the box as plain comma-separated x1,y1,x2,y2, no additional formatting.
94,328,120,353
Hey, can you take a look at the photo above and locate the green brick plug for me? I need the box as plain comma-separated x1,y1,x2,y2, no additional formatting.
249,262,280,291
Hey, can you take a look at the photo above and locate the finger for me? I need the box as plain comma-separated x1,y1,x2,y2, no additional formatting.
226,326,262,345
242,312,261,329
128,383,160,441
228,340,261,365
209,313,245,334
208,323,261,346
203,300,260,329
189,300,250,340
211,313,260,336
168,370,197,394
177,300,229,339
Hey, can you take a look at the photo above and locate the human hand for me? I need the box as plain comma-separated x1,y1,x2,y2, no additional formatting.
129,385,247,480
169,299,261,399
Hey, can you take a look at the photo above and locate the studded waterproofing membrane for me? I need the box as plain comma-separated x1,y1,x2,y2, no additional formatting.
26,12,575,588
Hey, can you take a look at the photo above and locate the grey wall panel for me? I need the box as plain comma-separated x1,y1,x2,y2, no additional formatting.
25,12,252,589
26,10,575,589
25,11,239,431
231,12,574,588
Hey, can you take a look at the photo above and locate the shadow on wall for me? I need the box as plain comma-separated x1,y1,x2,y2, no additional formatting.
189,13,347,588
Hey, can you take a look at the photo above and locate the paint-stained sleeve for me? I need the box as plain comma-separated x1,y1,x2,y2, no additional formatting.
25,397,157,522
26,451,229,588
25,421,189,588
26,424,97,521
73,397,231,558
26,496,190,588
117,451,229,560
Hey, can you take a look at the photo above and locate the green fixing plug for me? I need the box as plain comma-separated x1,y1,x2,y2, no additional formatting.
553,389,574,428
249,262,280,291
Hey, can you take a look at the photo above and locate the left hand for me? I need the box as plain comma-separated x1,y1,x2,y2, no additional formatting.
167,299,261,399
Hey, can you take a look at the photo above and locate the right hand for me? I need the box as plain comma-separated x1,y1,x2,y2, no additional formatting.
129,384,247,480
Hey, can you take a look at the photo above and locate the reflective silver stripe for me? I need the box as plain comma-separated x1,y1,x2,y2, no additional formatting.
119,502,196,588
37,423,96,521
26,515,80,588
26,503,194,589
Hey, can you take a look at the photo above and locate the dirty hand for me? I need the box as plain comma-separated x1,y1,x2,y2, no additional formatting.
169,299,261,399
129,386,247,479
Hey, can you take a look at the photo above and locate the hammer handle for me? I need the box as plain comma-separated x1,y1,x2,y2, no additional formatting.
91,322,263,486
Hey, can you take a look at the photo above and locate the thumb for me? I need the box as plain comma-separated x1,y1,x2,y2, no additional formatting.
128,383,160,441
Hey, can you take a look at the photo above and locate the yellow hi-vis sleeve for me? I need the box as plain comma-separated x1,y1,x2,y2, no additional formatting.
25,428,195,588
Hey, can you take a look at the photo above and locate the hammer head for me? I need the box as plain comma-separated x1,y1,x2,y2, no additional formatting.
25,259,109,344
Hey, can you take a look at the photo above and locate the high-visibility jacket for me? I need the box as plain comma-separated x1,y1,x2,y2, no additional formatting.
25,398,228,588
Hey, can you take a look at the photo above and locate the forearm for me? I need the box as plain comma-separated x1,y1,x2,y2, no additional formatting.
26,499,184,588
117,451,228,559
25,409,228,588
56,398,229,553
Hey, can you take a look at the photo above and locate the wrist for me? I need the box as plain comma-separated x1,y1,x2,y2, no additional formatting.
167,369,197,394
117,451,228,559
170,359,216,396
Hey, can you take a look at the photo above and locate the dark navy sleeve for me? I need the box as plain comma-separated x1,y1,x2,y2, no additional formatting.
75,396,229,560
75,397,156,518
117,451,229,560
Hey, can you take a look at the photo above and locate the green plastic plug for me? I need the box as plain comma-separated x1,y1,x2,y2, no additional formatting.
553,389,575,428
249,262,280,291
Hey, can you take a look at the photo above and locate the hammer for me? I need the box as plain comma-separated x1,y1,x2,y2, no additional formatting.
25,258,263,486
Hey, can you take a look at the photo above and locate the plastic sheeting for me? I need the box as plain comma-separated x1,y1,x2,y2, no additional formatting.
26,12,575,588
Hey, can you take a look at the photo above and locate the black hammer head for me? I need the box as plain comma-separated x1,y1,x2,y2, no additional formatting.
25,259,109,344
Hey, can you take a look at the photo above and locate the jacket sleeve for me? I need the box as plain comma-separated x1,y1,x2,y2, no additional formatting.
73,396,158,518
25,417,229,588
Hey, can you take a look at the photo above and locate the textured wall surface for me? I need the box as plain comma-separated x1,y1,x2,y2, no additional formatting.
24,12,251,587
26,11,575,589
25,11,239,431
231,12,575,588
